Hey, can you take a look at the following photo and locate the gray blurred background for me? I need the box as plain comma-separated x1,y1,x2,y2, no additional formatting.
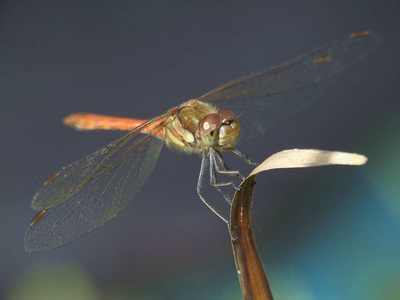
1,1,400,299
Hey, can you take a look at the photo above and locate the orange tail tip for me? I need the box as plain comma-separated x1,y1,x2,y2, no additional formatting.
62,113,148,131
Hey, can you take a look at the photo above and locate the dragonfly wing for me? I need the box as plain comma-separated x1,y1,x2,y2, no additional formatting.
25,117,165,252
197,31,380,141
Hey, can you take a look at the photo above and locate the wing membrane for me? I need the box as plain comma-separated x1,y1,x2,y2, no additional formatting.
25,116,167,252
198,31,380,140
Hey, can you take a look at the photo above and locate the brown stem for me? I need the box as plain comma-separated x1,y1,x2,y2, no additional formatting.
230,175,273,300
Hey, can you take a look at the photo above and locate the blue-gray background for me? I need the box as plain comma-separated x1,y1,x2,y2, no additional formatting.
1,1,400,299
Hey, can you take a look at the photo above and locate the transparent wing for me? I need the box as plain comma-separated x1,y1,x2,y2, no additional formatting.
24,115,167,252
197,30,380,141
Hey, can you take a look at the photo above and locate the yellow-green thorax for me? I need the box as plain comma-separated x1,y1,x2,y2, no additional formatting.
163,99,241,155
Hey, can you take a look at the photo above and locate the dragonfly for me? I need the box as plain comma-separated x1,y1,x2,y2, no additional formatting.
25,30,379,252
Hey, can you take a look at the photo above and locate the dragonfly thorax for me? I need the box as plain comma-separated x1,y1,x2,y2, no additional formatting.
163,100,241,154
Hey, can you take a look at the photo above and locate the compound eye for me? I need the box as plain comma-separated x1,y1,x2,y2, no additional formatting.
200,113,222,136
217,108,237,123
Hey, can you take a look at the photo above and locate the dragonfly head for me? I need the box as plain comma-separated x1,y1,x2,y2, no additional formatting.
200,108,241,150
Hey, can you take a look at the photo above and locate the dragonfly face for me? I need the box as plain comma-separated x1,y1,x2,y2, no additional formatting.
200,107,241,151
163,100,241,154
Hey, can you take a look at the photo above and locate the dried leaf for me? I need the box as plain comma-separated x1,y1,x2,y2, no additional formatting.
249,149,367,177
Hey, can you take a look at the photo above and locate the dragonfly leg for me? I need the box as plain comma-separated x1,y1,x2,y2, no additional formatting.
197,154,229,224
213,150,244,180
209,150,241,190
209,157,232,205
210,151,244,190
230,148,258,166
